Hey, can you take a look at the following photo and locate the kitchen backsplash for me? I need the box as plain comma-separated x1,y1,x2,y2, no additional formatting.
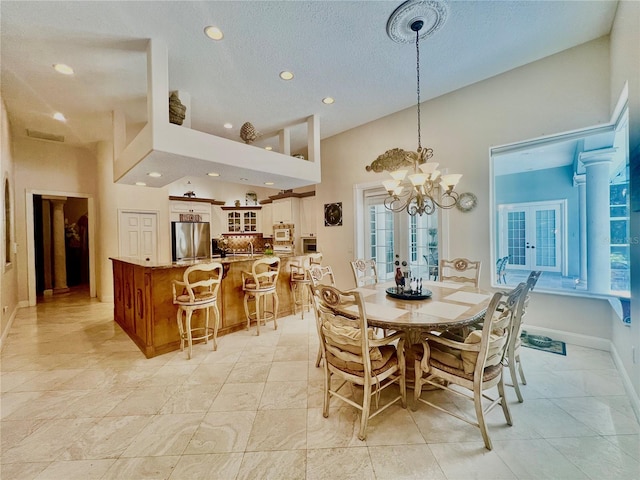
220,233,268,252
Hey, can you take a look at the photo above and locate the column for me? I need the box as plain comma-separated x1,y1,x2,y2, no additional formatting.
573,174,587,288
579,148,615,294
49,197,69,293
41,198,53,295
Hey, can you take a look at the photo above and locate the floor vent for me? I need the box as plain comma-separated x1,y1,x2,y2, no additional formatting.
26,129,64,143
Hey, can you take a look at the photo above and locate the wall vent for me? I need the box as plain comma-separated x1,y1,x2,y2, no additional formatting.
26,129,64,143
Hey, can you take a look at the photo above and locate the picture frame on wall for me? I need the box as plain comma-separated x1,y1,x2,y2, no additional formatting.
324,202,343,226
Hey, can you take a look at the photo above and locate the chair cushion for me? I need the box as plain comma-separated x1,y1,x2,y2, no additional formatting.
175,292,217,304
243,280,275,291
322,314,382,361
420,329,507,375
461,330,507,374
430,357,503,382
326,345,397,376
429,342,465,371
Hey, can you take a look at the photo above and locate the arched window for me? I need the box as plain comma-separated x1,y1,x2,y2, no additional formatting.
4,178,11,265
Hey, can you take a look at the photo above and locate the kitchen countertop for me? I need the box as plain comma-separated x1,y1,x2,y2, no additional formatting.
110,253,300,269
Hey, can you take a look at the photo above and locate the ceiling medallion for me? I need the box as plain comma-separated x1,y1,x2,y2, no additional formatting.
386,0,449,44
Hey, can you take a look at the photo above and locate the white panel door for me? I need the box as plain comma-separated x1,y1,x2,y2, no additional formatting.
119,211,158,262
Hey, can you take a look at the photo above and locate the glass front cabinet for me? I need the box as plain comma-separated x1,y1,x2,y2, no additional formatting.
223,207,260,233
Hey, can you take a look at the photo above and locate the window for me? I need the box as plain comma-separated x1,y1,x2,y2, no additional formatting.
491,106,629,297
362,189,438,282
610,173,630,294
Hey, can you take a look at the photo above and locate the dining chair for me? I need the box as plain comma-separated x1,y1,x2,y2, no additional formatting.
289,252,323,319
439,257,481,287
172,262,223,359
242,256,280,335
413,288,520,450
505,270,541,402
495,255,509,284
307,264,337,367
350,258,378,287
310,283,406,441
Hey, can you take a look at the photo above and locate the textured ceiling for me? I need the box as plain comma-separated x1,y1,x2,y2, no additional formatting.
1,1,618,164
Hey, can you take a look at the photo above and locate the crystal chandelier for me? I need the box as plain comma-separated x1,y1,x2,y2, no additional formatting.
368,0,461,216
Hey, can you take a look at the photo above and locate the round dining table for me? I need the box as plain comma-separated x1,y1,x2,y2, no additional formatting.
348,280,492,340
346,279,494,386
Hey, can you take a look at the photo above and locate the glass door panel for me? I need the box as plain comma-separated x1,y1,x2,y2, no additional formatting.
499,202,562,273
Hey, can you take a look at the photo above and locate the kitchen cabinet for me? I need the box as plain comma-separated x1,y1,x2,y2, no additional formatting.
169,199,211,223
272,197,300,225
261,203,273,237
111,255,309,357
299,196,317,237
222,206,261,233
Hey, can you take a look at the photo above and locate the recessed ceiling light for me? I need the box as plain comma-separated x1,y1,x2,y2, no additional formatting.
224,123,233,129
265,146,273,151
53,112,66,122
264,182,275,186
148,172,162,178
135,182,147,186
240,177,248,181
53,63,74,75
279,71,294,81
322,97,335,105
207,172,220,177
204,26,224,40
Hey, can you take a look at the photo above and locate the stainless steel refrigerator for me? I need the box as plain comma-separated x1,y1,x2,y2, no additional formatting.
171,222,211,261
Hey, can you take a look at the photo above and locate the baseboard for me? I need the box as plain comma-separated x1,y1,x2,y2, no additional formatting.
523,325,610,351
0,305,18,351
610,342,640,424
99,295,114,303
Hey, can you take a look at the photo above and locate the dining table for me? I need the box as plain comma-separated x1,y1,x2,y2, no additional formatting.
345,279,494,385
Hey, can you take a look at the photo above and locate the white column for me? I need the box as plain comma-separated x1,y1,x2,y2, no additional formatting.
574,174,587,288
41,198,53,295
579,148,615,294
48,197,69,293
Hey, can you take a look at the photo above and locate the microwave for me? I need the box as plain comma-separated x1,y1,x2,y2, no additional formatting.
302,238,317,253
274,228,291,241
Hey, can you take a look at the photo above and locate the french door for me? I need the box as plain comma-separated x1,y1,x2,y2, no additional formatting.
497,201,563,272
363,192,439,281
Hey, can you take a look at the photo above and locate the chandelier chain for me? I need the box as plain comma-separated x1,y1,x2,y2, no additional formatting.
372,2,461,217
416,27,421,150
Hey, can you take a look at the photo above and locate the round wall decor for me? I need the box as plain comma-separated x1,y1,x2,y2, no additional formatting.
456,192,478,213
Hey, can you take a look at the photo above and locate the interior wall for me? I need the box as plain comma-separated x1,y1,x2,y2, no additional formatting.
318,37,611,340
12,137,97,303
609,0,640,404
1,96,18,345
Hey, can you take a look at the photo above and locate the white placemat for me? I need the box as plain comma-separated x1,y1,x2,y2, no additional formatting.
348,288,377,299
444,291,491,305
344,303,407,321
423,280,465,290
416,301,470,320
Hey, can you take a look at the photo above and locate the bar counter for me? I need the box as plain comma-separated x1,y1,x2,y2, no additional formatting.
110,254,307,358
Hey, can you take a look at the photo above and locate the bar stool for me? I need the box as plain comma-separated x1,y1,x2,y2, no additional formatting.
289,252,322,319
172,262,223,359
242,256,281,335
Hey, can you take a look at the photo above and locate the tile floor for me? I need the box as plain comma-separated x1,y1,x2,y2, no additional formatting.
1,288,639,479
